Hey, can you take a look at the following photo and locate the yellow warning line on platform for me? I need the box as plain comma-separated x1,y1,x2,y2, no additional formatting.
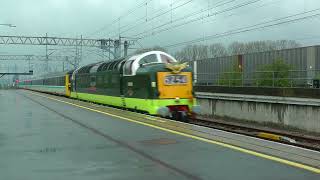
28,91,320,174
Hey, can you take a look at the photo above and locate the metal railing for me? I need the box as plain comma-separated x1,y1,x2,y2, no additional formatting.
194,70,320,88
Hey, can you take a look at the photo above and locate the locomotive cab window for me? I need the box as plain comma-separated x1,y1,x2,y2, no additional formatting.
160,54,175,63
139,54,158,65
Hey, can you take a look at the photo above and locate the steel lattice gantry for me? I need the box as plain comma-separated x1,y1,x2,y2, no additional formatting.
0,35,134,77
0,35,112,47
0,35,134,58
0,55,75,61
0,70,33,79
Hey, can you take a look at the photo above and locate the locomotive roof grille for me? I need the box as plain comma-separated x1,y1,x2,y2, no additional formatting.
96,58,124,72
75,51,176,75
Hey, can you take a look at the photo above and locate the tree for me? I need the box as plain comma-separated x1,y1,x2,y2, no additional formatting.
255,58,292,87
134,46,167,54
227,40,301,55
228,41,245,55
208,43,228,58
174,44,209,62
174,39,301,61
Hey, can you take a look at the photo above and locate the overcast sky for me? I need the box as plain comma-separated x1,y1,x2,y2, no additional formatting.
1,0,320,74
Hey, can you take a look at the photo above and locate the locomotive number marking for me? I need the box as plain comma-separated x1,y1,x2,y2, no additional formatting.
164,75,187,85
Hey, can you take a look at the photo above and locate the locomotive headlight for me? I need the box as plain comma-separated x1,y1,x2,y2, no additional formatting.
175,97,180,103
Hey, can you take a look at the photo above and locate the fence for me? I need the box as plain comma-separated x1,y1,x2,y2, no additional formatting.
187,45,320,88
195,70,320,88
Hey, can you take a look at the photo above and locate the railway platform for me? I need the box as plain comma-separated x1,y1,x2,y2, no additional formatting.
0,89,320,180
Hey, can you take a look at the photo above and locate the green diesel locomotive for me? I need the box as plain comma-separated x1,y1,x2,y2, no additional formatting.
19,51,200,121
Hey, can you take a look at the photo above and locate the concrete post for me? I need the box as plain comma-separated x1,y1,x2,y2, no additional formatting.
114,40,121,59
193,60,197,83
306,46,316,85
124,41,128,57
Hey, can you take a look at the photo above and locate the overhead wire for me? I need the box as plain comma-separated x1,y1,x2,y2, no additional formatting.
207,0,282,24
133,0,261,39
89,0,237,40
124,0,234,37
162,8,320,48
88,0,153,37
107,0,195,38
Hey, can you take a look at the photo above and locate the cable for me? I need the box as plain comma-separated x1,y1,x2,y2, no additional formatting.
147,0,194,22
124,0,235,37
89,0,153,37
106,0,195,38
135,0,259,38
122,0,236,37
163,8,320,48
200,0,282,25
133,0,259,38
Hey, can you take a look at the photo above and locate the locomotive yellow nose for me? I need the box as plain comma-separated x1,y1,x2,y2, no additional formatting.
157,72,193,99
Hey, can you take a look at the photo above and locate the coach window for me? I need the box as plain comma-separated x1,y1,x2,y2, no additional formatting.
124,60,134,75
139,54,158,65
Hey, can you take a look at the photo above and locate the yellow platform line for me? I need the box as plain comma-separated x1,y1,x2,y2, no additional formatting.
28,91,320,174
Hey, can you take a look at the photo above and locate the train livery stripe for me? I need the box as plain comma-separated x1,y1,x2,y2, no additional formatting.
21,85,64,88
28,91,320,174
20,85,65,94
71,92,194,115
71,92,123,107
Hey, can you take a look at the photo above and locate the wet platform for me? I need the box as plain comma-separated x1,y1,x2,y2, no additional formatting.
0,89,320,180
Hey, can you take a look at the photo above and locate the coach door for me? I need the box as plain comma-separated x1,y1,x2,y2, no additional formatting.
65,74,71,97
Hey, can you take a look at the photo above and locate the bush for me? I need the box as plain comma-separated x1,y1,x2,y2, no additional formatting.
255,59,292,87
218,65,243,86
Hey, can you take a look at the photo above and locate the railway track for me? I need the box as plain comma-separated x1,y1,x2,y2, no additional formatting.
191,116,320,151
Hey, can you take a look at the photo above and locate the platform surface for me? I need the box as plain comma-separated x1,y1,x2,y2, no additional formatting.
0,89,319,180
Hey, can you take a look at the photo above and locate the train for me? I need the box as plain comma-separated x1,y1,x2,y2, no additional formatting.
18,51,200,122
